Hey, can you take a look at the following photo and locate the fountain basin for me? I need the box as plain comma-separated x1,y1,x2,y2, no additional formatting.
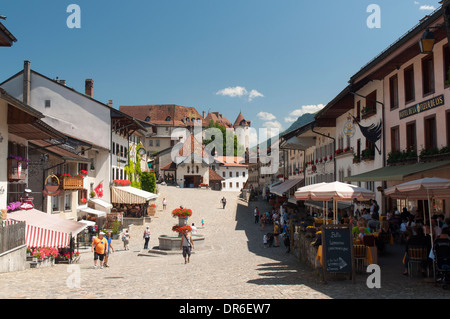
158,234,205,251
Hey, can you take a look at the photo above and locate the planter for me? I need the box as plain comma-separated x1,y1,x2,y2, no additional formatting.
420,152,450,163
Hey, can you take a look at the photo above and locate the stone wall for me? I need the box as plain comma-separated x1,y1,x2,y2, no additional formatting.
0,244,27,273
292,231,320,270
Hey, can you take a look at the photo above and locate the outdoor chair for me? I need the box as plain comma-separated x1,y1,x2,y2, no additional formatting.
407,246,429,278
353,245,367,274
433,239,450,289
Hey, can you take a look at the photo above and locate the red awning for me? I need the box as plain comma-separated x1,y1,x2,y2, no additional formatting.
7,209,87,248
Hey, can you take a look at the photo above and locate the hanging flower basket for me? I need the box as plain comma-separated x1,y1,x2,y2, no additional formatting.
171,208,193,218
80,170,88,176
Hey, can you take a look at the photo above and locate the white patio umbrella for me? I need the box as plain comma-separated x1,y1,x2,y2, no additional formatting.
295,183,328,222
296,182,375,224
384,177,450,244
384,177,450,280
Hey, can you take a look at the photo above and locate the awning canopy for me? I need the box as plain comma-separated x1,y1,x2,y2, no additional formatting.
270,178,304,197
111,186,158,204
343,161,450,182
89,198,113,210
80,208,106,217
7,209,87,248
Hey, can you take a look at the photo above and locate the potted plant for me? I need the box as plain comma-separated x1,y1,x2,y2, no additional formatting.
112,220,121,239
90,191,96,198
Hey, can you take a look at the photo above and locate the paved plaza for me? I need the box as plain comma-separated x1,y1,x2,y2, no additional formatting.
1,186,450,299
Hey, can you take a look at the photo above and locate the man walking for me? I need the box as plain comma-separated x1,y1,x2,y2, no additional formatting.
221,197,227,209
254,207,260,224
104,232,115,267
180,228,194,264
143,226,151,249
92,232,108,269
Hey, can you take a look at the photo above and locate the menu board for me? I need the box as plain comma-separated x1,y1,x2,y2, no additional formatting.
322,225,353,274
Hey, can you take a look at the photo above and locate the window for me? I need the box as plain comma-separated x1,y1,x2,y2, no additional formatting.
236,171,239,177
365,90,377,115
404,65,415,103
443,45,450,86
406,122,417,152
422,55,435,96
229,172,232,177
112,142,116,155
116,143,120,155
236,182,239,188
222,172,226,177
52,196,60,212
149,140,153,147
243,172,246,178
45,100,51,108
120,145,124,157
64,193,72,211
166,116,171,121
229,182,232,188
391,126,400,153
356,101,361,120
145,116,150,122
156,140,160,147
447,112,450,146
424,116,437,150
389,74,399,110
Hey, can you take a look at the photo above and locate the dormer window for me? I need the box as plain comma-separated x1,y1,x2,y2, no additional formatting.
145,116,150,122
166,116,171,121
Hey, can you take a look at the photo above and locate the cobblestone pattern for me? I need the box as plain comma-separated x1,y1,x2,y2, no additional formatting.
1,186,449,299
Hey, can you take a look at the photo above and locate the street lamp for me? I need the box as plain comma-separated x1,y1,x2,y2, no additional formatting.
419,28,436,54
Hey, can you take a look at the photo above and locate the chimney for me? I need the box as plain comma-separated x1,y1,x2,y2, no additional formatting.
85,79,93,97
23,60,31,105
108,100,113,107
202,111,205,118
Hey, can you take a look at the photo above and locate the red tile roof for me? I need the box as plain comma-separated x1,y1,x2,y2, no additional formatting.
233,112,251,128
209,168,225,181
119,104,203,127
203,112,232,128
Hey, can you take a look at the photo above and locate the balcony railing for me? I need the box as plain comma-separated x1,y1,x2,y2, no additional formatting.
61,177,84,190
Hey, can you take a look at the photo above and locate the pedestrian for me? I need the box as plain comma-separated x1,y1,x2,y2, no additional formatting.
143,226,151,249
273,221,280,247
191,223,197,234
263,234,268,248
180,228,194,264
122,229,131,250
283,233,291,253
201,219,205,227
221,197,227,209
91,232,108,269
104,232,115,267
162,198,167,210
254,206,260,224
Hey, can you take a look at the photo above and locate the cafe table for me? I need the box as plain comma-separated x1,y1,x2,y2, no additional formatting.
316,245,374,266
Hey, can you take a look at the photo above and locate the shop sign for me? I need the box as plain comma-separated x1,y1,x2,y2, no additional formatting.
399,94,444,120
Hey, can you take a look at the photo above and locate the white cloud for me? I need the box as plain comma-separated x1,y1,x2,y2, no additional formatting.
284,104,324,123
216,86,264,102
262,120,283,133
257,111,276,121
216,86,248,97
420,5,436,10
248,89,264,101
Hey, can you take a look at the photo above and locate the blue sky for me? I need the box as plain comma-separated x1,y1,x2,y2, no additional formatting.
0,0,442,144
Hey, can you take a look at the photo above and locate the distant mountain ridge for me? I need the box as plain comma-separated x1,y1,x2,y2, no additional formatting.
250,112,316,152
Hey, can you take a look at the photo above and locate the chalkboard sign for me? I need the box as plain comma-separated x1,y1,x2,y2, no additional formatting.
322,225,353,274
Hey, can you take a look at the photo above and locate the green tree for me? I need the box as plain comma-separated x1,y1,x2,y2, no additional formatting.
141,172,157,193
203,119,244,157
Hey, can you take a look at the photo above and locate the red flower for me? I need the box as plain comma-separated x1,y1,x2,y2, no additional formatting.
172,225,193,233
172,208,193,218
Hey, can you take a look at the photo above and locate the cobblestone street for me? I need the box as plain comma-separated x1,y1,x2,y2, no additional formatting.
1,186,450,299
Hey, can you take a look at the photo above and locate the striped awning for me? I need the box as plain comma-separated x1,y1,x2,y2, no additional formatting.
111,186,158,204
4,219,72,248
7,209,87,248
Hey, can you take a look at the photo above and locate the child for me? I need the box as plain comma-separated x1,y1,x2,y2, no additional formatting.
263,234,268,248
201,219,205,227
